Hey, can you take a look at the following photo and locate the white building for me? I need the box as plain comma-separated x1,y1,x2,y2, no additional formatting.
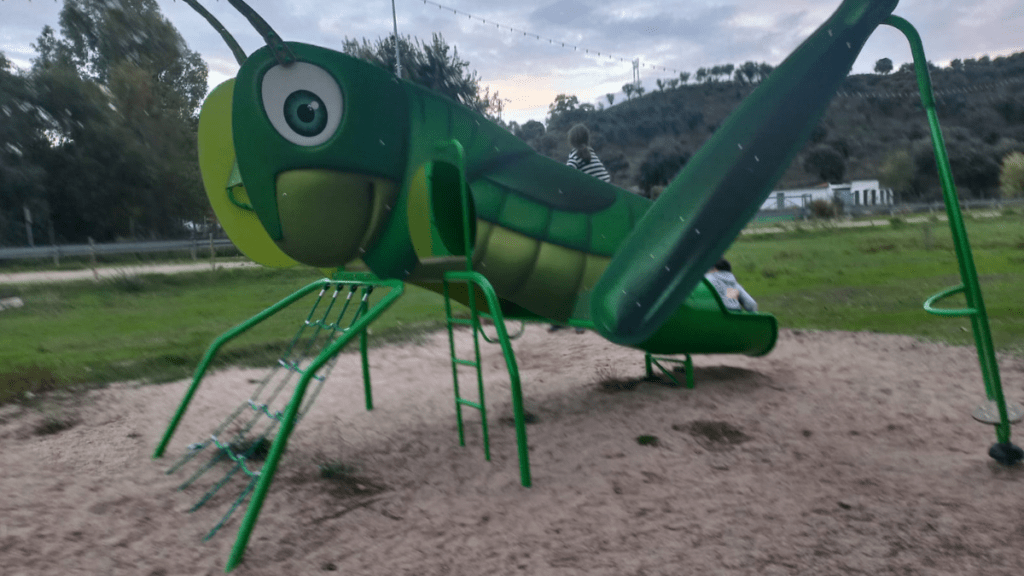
760,180,894,211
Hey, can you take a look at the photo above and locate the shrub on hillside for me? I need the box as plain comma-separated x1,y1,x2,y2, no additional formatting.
638,138,690,194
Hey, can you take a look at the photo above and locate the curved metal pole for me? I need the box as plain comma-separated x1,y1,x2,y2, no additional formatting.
885,16,1019,461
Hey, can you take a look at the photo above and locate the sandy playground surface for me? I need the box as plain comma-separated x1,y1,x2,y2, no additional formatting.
2,326,1024,575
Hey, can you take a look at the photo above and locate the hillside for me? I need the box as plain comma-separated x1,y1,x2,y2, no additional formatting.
514,52,1024,200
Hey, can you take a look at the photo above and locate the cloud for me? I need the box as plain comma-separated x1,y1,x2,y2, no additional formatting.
3,0,1021,126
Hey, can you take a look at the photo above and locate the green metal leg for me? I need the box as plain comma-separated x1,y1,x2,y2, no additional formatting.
643,352,694,389
224,281,403,571
887,16,1021,465
360,329,373,411
154,279,332,459
226,368,312,571
161,277,406,573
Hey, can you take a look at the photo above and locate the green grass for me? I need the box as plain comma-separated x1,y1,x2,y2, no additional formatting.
729,213,1024,353
2,212,1023,405
0,265,463,404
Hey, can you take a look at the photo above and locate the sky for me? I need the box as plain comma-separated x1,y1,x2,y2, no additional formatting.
2,0,1022,126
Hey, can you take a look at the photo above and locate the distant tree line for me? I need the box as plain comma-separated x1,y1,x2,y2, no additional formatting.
514,52,1024,199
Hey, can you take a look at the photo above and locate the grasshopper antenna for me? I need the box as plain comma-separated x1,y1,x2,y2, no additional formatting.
177,0,247,65
225,0,297,65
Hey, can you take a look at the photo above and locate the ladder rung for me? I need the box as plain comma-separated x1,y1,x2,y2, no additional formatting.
454,358,478,368
449,317,474,327
277,359,326,381
456,398,483,410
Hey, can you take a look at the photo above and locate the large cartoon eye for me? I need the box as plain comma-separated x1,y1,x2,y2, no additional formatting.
261,62,342,146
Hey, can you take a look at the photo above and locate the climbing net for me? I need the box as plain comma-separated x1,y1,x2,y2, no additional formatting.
165,280,383,540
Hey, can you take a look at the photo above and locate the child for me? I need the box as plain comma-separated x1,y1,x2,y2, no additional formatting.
705,258,757,312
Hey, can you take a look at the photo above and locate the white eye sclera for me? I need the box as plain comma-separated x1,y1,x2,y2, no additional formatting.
261,62,343,146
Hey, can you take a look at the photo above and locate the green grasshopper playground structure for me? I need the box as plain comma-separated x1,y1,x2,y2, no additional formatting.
155,0,1022,571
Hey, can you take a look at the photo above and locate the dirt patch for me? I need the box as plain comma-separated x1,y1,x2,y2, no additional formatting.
2,326,1024,575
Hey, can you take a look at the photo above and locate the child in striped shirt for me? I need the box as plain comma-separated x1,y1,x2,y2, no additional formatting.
566,124,611,183
550,123,611,334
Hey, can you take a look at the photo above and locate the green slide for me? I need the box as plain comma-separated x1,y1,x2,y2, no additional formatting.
591,0,900,345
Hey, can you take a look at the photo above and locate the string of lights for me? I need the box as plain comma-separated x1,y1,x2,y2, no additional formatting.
410,0,1023,101
412,0,688,76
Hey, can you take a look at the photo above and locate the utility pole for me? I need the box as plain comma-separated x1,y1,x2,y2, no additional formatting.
23,204,34,247
391,0,402,77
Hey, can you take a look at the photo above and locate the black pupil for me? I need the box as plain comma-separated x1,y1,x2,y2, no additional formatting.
283,89,329,138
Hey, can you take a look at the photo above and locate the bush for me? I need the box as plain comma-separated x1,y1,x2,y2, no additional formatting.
1000,151,1024,198
808,199,838,219
803,144,846,183
601,150,630,177
638,137,690,194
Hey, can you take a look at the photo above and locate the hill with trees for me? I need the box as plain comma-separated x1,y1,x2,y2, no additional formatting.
516,53,1024,201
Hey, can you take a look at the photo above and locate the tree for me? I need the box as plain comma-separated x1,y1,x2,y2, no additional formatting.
880,149,915,200
1000,152,1024,198
606,93,615,106
874,58,893,75
638,137,690,194
803,144,846,183
721,63,735,82
678,71,690,84
343,33,500,118
27,0,209,242
0,54,49,245
517,120,545,143
739,61,758,84
913,128,1001,198
547,93,579,122
622,83,635,100
38,0,207,118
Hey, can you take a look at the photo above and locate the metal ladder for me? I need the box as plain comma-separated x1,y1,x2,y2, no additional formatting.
433,138,532,487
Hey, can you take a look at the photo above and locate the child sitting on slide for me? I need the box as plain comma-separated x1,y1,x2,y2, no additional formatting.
705,258,758,312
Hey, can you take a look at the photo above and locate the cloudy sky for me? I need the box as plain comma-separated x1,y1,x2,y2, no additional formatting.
2,0,1021,125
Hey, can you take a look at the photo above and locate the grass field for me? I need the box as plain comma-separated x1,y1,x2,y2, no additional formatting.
733,212,1024,350
2,211,1022,405
0,266,461,404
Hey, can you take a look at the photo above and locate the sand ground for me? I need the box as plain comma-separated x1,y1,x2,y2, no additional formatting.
2,326,1024,575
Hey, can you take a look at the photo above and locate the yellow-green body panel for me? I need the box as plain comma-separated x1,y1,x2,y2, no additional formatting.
196,80,298,268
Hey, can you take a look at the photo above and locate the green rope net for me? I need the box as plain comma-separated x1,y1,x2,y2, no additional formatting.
165,280,389,541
